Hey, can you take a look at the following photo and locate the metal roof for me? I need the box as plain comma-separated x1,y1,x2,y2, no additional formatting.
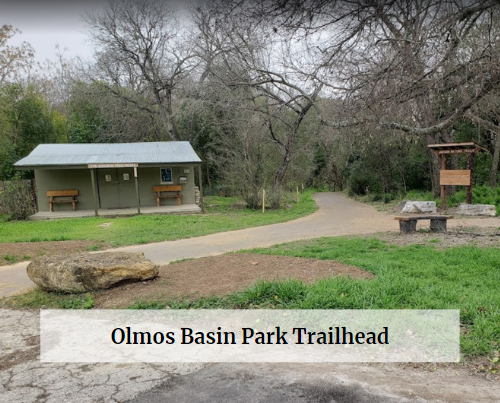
15,142,202,168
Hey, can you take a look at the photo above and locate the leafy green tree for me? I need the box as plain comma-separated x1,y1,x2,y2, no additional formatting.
66,82,108,143
0,83,66,179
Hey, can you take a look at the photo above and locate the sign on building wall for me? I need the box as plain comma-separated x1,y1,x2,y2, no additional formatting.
88,163,138,169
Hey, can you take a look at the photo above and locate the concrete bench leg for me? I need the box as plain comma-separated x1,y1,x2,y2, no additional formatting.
399,220,417,234
430,218,447,232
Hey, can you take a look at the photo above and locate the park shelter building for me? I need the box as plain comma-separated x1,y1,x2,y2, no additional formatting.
14,142,203,218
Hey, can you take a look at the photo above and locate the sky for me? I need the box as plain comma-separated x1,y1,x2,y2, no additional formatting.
1,1,106,63
2,1,195,64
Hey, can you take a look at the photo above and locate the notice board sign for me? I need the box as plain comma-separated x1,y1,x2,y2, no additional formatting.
440,170,471,186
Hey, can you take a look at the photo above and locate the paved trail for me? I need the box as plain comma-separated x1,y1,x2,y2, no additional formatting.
113,192,400,264
1,193,499,402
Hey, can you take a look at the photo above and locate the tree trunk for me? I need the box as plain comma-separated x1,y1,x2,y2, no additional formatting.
155,88,181,141
270,101,315,209
271,153,290,209
489,131,500,187
427,134,442,197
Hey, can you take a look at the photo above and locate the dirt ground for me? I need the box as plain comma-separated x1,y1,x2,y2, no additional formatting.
94,253,374,308
369,226,500,248
2,227,500,387
3,195,500,401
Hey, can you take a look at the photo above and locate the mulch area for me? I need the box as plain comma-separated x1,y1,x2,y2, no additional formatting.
94,253,373,308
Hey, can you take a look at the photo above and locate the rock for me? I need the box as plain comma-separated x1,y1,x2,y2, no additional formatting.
402,201,437,213
457,203,496,216
27,252,158,293
397,201,407,210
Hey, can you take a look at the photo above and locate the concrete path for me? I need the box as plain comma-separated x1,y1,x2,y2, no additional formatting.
112,192,400,264
1,192,499,298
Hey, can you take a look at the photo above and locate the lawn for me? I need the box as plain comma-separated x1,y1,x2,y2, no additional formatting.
0,191,317,246
151,237,498,359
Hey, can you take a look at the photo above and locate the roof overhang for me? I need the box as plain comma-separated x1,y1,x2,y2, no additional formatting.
14,142,203,170
15,162,202,171
427,142,489,155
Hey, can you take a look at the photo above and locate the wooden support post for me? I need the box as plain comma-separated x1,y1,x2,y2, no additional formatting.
440,154,447,209
262,189,266,213
134,167,141,214
90,169,99,217
466,153,474,204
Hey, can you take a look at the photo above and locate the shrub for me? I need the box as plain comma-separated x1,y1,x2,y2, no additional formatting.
0,178,37,220
383,193,394,204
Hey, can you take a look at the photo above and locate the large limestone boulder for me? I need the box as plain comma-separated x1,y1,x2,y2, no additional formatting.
458,203,496,216
27,252,158,293
402,201,437,214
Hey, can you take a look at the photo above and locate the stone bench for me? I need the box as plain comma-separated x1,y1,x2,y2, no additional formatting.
394,215,453,234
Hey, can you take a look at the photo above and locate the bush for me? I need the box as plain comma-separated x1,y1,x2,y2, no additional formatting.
0,178,37,220
436,185,500,215
404,190,434,201
383,193,394,204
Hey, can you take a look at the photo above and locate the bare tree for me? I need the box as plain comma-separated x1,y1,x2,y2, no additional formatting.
84,0,198,141
245,1,500,194
0,25,34,84
194,2,324,207
272,1,499,131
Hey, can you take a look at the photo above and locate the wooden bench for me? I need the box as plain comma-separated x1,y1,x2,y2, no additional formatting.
394,215,453,234
153,185,182,206
47,190,79,212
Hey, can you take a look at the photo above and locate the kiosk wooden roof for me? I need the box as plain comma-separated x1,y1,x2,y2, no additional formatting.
428,142,488,155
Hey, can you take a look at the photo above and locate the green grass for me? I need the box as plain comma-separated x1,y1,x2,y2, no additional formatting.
404,189,435,201
126,238,499,358
0,191,317,246
2,254,17,263
1,289,94,309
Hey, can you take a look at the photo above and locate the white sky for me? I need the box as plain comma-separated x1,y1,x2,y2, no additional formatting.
1,1,106,63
